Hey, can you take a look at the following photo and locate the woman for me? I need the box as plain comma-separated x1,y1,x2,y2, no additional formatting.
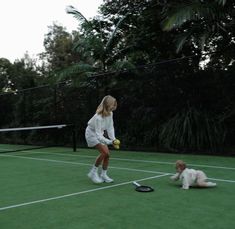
85,95,119,183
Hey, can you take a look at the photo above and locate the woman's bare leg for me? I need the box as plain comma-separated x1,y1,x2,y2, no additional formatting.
95,144,113,182
95,144,110,169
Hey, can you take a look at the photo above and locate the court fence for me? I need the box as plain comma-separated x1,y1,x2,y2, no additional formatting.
0,60,234,155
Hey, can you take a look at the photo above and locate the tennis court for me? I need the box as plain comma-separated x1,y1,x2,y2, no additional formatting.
0,146,234,229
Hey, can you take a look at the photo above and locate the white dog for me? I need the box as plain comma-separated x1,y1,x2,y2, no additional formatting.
170,160,217,190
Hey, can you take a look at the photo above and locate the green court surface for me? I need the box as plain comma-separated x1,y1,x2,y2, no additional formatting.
0,146,234,229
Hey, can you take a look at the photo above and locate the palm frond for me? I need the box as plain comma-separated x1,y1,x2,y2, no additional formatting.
65,5,90,24
112,60,136,71
162,3,217,31
199,32,209,51
215,0,227,6
104,14,129,51
175,32,192,53
159,107,225,152
57,63,94,84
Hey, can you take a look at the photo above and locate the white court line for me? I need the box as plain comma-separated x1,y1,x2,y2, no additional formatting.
0,154,167,175
1,153,235,183
13,150,235,171
0,174,169,211
207,178,235,183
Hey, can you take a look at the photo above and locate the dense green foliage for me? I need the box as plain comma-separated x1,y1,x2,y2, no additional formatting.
0,0,234,154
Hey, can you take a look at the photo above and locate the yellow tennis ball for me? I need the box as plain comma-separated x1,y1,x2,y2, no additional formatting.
113,139,120,145
114,144,120,149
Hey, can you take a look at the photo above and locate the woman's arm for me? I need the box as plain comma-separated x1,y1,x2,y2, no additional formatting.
95,118,113,145
106,113,116,141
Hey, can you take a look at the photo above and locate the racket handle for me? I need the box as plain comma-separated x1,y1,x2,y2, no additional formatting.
133,181,141,187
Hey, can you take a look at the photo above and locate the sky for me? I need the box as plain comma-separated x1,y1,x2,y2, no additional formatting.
0,0,103,63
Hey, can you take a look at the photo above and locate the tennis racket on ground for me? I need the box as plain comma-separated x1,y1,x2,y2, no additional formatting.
132,181,154,192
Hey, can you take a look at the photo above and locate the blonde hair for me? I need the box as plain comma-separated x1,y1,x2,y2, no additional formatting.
175,160,186,171
96,95,117,117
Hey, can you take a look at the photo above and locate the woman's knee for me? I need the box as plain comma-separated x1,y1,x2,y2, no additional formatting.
104,152,110,159
96,144,110,155
101,150,110,159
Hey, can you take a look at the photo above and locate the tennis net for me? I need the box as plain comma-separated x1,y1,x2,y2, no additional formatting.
0,124,76,153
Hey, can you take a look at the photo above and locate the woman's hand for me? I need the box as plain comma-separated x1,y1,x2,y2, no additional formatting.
113,139,121,149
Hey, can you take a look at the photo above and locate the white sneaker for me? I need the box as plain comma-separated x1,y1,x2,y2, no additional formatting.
87,171,103,184
207,182,217,187
100,174,114,183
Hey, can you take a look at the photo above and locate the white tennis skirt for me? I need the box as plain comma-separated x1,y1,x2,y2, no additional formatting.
85,126,100,147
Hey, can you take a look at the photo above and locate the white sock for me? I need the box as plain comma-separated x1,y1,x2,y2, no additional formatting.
101,169,107,176
91,165,98,173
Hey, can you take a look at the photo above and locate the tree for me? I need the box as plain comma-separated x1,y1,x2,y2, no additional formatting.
161,0,235,67
0,58,14,92
65,5,131,71
40,23,80,74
